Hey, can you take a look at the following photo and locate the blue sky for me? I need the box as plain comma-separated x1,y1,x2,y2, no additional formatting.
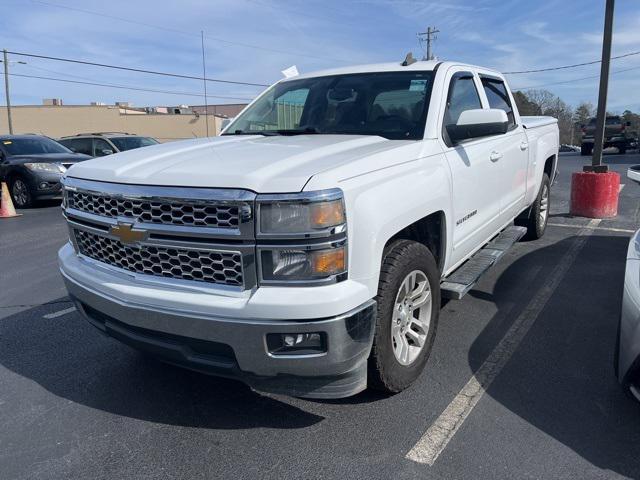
1,0,639,112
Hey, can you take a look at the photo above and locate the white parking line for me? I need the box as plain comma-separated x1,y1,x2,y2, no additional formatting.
620,184,625,192
405,218,601,466
548,222,635,234
43,306,76,319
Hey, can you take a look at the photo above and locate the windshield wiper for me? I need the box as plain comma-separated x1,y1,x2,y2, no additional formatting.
222,129,281,136
222,127,322,137
273,127,323,136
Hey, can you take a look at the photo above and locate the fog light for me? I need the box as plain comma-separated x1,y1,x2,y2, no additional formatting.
266,332,326,355
39,182,49,189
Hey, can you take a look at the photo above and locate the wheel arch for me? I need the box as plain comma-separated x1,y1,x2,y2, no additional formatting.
384,211,447,274
544,154,556,183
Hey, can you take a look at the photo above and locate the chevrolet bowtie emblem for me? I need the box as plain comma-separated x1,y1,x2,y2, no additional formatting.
110,222,148,244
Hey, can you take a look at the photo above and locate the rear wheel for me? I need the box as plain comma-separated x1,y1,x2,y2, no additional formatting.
516,173,550,241
10,176,33,208
368,240,440,394
619,146,627,155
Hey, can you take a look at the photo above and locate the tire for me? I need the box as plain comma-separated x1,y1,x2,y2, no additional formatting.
581,144,592,156
368,240,440,394
619,147,627,155
9,176,33,208
515,173,550,241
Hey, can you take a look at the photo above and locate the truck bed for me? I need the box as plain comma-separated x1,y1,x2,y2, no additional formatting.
521,116,558,129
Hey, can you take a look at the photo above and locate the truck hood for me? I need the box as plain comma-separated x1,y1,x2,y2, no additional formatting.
66,135,410,192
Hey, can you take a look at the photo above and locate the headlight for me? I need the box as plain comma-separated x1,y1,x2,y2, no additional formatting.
260,244,347,281
24,162,65,173
257,189,345,236
256,189,348,285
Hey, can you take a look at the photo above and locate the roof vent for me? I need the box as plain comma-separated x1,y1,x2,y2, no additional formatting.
401,52,417,66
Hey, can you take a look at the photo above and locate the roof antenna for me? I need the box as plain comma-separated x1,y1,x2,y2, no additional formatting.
401,52,417,66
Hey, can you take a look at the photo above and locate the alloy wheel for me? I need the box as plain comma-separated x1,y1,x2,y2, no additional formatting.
391,270,432,366
12,179,29,207
538,183,549,229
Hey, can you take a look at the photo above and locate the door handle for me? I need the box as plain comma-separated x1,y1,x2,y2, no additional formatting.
490,151,503,162
520,142,529,151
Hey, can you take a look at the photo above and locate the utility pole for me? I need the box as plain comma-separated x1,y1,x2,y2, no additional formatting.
418,27,440,61
200,31,210,137
3,49,13,134
588,0,615,172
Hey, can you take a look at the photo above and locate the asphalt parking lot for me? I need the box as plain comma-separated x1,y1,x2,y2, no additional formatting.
2,151,640,480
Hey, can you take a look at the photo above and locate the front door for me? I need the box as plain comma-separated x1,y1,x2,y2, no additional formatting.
440,70,504,268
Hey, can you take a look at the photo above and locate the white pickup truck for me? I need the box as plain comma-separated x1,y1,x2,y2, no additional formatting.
58,59,558,398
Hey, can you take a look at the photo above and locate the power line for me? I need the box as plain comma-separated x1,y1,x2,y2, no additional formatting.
6,50,270,87
22,62,251,100
31,0,351,63
512,65,640,90
504,50,640,74
1,72,254,101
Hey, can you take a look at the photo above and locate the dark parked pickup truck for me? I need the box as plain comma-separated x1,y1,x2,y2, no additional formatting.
581,115,638,155
0,135,91,208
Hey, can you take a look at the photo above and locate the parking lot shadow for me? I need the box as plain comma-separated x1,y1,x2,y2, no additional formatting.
0,304,323,430
468,233,640,477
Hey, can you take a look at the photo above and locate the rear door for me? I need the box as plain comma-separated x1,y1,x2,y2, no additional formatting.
479,75,528,222
60,137,93,156
440,69,504,268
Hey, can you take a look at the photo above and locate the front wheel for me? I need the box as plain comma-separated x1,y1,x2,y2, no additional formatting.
368,240,440,394
10,176,33,208
516,173,550,241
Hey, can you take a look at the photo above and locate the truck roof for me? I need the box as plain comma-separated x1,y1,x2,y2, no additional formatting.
291,60,503,81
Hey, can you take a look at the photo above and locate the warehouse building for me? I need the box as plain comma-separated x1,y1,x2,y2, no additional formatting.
0,101,248,141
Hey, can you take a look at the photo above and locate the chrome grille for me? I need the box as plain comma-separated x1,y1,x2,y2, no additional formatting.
73,229,243,286
67,190,240,228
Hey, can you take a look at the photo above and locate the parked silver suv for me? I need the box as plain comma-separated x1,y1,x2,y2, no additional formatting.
58,132,158,157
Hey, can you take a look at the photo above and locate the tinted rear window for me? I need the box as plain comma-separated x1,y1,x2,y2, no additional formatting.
109,137,159,151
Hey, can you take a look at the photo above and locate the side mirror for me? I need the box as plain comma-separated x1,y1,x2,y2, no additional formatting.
99,149,114,156
447,109,509,143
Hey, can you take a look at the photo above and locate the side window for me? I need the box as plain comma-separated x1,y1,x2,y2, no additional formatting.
62,138,92,156
93,138,114,156
444,73,482,128
481,77,515,128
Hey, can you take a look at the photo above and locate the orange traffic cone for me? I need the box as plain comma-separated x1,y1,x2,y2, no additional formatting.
0,182,21,218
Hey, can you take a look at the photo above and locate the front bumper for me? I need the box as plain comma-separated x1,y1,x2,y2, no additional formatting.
582,137,628,147
25,170,63,199
60,245,376,399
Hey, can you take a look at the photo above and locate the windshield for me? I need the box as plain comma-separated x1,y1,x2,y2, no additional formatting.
110,136,159,151
1,137,71,156
225,71,434,140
